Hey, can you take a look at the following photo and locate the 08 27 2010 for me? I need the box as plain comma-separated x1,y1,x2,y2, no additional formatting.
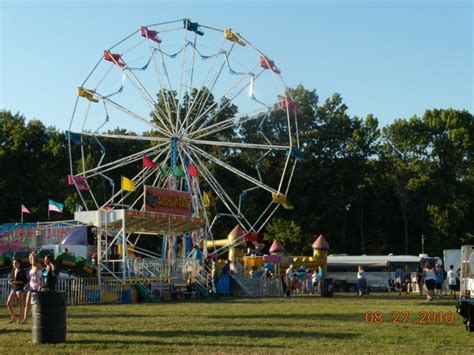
364,310,455,324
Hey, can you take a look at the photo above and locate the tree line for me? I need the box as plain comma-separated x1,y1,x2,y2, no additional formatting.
1,84,472,257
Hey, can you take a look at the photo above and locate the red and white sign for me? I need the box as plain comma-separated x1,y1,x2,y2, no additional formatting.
144,186,193,216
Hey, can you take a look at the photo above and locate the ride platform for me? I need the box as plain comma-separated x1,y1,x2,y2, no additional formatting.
75,209,203,235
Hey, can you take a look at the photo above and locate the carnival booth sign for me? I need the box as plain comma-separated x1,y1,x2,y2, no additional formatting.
144,186,192,216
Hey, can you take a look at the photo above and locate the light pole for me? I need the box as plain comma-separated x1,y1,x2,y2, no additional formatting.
421,234,425,254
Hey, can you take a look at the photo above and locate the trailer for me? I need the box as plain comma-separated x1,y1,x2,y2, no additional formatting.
327,254,438,291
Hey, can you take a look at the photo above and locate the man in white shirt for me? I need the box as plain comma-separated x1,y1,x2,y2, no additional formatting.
448,265,459,298
446,265,458,299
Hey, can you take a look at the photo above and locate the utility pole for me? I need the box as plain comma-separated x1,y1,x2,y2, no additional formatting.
421,234,425,254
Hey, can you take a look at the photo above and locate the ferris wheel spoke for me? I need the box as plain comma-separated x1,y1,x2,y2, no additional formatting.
79,131,169,143
120,68,173,136
190,66,263,135
190,107,269,140
146,45,178,130
189,46,237,130
187,148,270,252
188,144,276,194
130,150,172,211
94,93,171,136
185,147,251,229
104,146,170,207
184,53,253,134
81,142,169,178
156,44,180,118
188,138,289,151
178,38,229,135
175,26,190,134
123,148,171,209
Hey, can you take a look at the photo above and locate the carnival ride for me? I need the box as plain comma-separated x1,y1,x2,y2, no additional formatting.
64,18,300,291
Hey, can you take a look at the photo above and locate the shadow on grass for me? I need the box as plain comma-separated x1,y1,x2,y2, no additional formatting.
69,339,285,349
69,328,358,341
0,327,30,334
209,312,363,322
68,313,161,319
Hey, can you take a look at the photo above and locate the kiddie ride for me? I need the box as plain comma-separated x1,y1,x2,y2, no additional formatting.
204,228,331,297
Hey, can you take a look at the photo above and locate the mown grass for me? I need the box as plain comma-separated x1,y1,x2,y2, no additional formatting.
0,293,472,353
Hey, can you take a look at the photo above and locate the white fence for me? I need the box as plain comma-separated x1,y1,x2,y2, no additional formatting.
0,277,128,306
126,257,201,281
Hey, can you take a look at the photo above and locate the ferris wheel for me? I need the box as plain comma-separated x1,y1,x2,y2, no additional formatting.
67,18,300,243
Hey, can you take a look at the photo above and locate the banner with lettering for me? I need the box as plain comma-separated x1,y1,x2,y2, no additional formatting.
144,186,193,216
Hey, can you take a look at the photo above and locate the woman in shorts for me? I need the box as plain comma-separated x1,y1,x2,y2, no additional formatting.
6,258,28,324
23,252,43,323
422,261,436,302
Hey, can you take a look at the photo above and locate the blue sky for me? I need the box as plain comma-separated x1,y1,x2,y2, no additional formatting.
1,0,472,131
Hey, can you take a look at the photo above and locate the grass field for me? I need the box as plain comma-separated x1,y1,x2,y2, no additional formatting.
1,293,472,353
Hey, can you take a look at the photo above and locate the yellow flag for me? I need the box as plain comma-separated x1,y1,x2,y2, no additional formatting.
271,192,294,210
121,176,136,192
77,87,99,103
203,191,210,208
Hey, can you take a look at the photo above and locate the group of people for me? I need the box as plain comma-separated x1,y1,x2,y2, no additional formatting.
6,252,58,324
389,262,460,301
420,261,459,302
284,264,325,296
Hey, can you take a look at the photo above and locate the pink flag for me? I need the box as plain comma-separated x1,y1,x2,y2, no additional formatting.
140,26,162,44
143,155,157,168
279,96,301,115
188,164,198,177
21,204,31,214
68,175,90,191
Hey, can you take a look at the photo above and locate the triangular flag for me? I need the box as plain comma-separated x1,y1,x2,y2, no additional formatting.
67,175,90,191
48,199,64,213
140,26,162,44
143,155,157,168
203,191,210,208
188,164,198,177
21,204,31,214
121,176,136,192
160,166,168,177
271,192,294,210
289,148,304,162
173,166,185,177
66,131,82,145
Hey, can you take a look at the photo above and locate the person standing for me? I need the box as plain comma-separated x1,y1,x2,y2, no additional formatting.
285,265,296,295
357,265,367,296
403,265,412,296
394,265,404,296
211,259,221,296
416,267,424,296
23,252,43,323
434,264,444,298
447,265,458,299
42,255,58,291
6,259,28,324
423,261,436,302
312,269,319,294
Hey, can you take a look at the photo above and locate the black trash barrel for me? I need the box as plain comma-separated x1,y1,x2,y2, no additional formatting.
32,291,67,344
320,278,334,297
